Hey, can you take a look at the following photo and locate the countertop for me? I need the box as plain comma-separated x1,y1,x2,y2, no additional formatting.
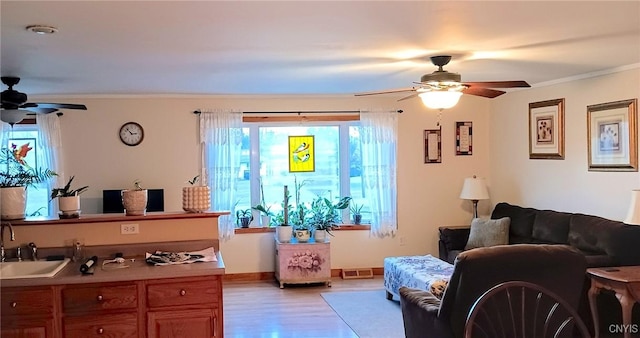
0,240,225,288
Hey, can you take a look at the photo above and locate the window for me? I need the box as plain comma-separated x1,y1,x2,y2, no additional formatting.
235,121,366,225
4,126,51,217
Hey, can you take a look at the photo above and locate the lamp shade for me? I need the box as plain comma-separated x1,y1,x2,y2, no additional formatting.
459,176,489,200
418,90,463,110
624,189,640,225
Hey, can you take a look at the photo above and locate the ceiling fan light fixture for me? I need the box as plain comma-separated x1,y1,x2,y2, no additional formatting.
26,25,58,35
1,109,29,124
418,90,463,110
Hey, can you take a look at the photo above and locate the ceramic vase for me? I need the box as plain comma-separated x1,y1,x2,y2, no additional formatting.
314,229,328,243
182,186,211,213
295,229,310,242
121,189,148,216
1,186,26,220
276,225,293,243
261,215,271,227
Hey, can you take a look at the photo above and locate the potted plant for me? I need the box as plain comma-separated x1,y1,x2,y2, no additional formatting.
121,180,147,216
308,195,352,242
350,203,364,225
275,185,293,242
1,144,56,220
182,175,210,213
50,175,89,218
252,178,273,227
236,208,253,228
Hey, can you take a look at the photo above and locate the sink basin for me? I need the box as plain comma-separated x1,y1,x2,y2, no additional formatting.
0,258,71,279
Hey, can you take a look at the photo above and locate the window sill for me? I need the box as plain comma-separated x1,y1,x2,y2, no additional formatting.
234,224,370,234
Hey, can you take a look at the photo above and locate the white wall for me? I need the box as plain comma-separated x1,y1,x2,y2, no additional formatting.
22,93,492,273
489,68,640,220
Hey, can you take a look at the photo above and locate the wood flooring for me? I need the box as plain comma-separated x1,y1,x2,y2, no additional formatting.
223,276,386,338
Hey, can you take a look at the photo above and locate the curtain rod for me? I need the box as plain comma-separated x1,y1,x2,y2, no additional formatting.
193,109,402,115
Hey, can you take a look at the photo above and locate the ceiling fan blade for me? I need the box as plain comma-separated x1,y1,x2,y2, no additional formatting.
462,87,506,98
397,93,419,102
26,102,87,110
26,108,59,114
354,87,417,97
462,81,530,88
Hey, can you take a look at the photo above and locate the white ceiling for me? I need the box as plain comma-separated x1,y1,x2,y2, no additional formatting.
1,1,639,98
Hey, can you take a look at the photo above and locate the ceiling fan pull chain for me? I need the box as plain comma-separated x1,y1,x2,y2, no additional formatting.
436,109,443,127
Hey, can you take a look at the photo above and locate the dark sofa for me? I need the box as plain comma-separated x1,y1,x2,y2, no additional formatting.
439,202,640,267
438,202,640,336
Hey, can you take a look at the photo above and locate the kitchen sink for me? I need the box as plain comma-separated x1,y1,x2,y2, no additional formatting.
0,258,71,279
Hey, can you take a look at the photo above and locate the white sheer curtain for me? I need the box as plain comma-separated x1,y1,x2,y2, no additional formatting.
359,109,398,237
199,109,243,241
36,114,64,217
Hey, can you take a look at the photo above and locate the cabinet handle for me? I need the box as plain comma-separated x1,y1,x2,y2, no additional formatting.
97,295,104,301
10,301,17,308
97,327,104,334
180,289,186,296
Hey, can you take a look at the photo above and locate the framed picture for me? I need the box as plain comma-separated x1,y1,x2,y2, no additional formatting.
424,129,442,163
587,99,637,172
288,135,315,172
455,121,472,155
529,98,565,159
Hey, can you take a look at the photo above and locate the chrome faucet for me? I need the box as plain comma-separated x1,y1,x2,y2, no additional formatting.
28,242,38,261
0,222,15,262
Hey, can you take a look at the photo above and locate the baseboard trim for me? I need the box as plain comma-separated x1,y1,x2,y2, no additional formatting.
224,267,383,282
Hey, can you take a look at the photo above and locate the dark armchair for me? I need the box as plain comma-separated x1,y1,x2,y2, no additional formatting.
399,244,587,338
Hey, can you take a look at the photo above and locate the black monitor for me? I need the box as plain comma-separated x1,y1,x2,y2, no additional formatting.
102,189,165,213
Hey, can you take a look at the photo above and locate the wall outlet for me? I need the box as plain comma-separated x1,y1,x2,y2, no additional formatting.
121,223,139,235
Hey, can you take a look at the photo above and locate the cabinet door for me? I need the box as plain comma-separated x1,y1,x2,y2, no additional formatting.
0,317,55,338
148,308,219,338
63,312,138,338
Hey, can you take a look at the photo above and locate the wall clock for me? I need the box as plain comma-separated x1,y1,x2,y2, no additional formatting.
119,122,144,146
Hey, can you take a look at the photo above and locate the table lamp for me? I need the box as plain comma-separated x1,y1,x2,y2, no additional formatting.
460,175,489,219
623,189,640,225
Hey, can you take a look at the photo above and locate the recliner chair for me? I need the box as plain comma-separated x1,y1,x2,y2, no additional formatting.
399,244,587,338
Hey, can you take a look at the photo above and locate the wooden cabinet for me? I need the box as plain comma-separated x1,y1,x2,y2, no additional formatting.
0,286,56,338
61,282,140,338
146,276,222,338
275,238,331,288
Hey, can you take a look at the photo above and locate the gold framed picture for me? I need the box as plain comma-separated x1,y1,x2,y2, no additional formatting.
587,99,637,172
529,98,565,159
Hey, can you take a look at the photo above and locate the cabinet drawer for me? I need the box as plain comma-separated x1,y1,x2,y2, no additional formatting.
64,312,138,338
147,278,220,308
62,283,137,312
1,286,54,316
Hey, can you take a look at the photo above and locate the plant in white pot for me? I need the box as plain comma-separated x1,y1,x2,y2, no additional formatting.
1,145,56,220
121,180,147,216
50,175,89,219
252,178,273,227
182,175,211,213
307,195,352,242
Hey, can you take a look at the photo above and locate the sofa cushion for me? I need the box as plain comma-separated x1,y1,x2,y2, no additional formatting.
465,217,510,250
532,210,571,244
491,202,536,239
568,213,617,255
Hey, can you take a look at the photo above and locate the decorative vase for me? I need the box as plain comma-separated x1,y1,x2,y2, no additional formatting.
182,186,211,213
261,215,271,227
58,195,81,219
276,225,293,243
314,229,327,243
295,229,310,242
1,186,26,220
121,189,148,216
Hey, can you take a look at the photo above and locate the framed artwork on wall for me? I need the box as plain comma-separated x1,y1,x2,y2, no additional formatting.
424,129,442,163
528,98,565,159
587,98,637,172
455,121,472,155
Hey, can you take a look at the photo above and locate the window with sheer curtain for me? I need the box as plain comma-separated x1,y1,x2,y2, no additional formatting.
200,110,398,239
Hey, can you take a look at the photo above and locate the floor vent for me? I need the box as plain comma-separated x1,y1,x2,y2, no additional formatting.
341,268,374,279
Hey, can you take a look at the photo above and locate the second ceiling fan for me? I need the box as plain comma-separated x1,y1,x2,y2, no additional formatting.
355,55,531,109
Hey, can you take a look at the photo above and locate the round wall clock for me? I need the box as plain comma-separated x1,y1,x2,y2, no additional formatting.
119,122,144,146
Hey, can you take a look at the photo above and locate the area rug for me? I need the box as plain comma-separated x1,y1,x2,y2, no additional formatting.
321,289,404,338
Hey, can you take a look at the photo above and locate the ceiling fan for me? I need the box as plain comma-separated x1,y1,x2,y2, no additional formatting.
355,55,531,109
1,76,87,125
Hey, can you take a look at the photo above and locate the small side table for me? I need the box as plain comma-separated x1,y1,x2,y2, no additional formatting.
274,237,331,289
587,266,640,338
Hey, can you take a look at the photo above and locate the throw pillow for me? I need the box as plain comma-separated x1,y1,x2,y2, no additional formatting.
464,217,511,250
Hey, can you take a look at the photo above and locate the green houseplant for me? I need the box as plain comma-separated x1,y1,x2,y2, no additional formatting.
50,175,89,218
252,178,273,227
236,208,253,228
349,203,364,225
307,196,352,242
1,145,57,220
